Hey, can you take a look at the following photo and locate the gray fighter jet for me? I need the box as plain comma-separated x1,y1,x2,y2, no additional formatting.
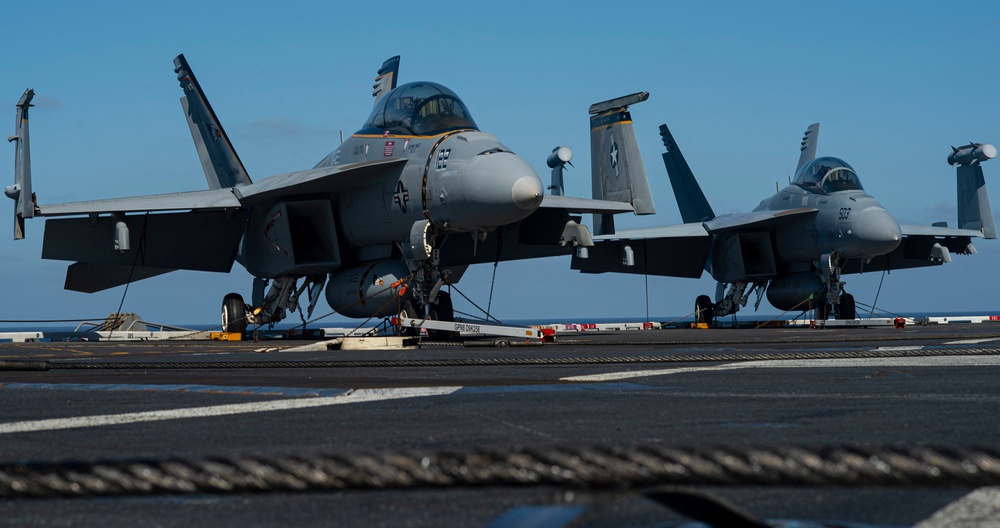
573,122,996,323
7,55,654,332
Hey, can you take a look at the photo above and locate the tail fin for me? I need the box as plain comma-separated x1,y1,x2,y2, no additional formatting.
950,142,997,239
372,55,400,105
589,92,655,235
6,89,34,240
795,123,820,173
659,123,715,223
173,54,252,189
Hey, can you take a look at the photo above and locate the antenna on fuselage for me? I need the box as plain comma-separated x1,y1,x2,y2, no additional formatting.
339,130,344,145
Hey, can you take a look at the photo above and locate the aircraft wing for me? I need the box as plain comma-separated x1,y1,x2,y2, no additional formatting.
572,222,712,278
899,224,987,238
539,194,634,214
39,158,407,216
593,223,709,240
703,208,818,233
36,158,409,292
37,188,241,216
570,209,819,279
43,209,250,292
841,223,985,275
235,158,406,206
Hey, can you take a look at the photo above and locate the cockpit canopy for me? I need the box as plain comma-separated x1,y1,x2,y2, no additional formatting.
360,81,479,136
793,156,864,193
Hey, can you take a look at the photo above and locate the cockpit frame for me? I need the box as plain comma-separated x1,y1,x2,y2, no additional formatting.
359,81,479,137
793,156,864,193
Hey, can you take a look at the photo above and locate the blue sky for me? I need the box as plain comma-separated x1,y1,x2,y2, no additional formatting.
2,1,999,326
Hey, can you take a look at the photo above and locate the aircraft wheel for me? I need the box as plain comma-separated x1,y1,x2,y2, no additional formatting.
837,293,856,320
428,292,458,340
695,295,714,326
815,298,830,321
222,293,248,335
397,301,420,337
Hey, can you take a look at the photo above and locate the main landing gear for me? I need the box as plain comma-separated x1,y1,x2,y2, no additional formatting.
816,251,855,321
694,295,714,326
220,275,326,334
397,290,457,339
222,293,248,334
816,292,856,320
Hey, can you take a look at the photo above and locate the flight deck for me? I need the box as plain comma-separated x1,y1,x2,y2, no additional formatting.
3,323,1000,527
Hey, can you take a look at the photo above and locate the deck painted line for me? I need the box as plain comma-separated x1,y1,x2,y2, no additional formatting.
944,338,1000,345
561,355,1000,383
0,386,460,435
0,382,351,398
874,346,924,351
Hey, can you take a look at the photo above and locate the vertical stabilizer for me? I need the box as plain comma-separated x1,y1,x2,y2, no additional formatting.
372,56,400,105
589,92,654,236
659,123,715,223
174,54,252,189
6,89,34,240
951,142,997,239
795,123,819,173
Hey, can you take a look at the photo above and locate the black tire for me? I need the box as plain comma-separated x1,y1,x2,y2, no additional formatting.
837,293,856,320
222,293,248,334
397,300,420,337
815,297,830,321
695,295,714,326
428,291,458,340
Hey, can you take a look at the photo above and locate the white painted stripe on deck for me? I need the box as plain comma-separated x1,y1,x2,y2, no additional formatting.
874,346,924,351
561,355,1000,383
0,387,460,435
944,338,1000,345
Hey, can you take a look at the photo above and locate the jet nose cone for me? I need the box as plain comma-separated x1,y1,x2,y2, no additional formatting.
455,152,543,230
512,175,544,210
852,207,902,257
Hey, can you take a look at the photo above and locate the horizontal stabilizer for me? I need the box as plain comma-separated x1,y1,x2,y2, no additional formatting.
42,210,248,274
659,123,715,223
589,92,654,235
174,54,252,189
65,262,175,293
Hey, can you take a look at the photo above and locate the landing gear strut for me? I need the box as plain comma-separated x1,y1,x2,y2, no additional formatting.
697,281,766,326
818,252,855,320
